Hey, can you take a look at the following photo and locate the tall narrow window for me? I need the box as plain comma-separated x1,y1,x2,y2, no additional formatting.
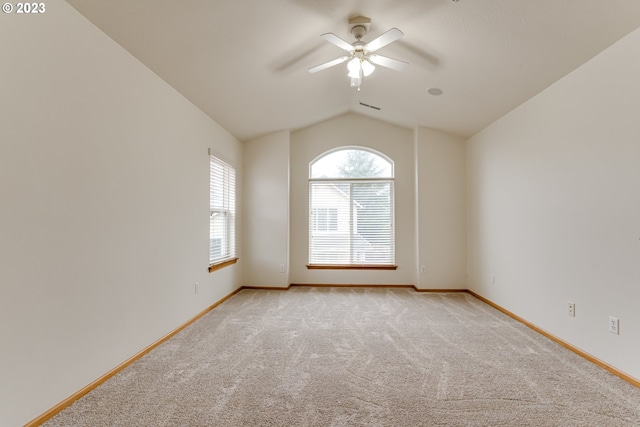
308,147,395,268
210,152,236,269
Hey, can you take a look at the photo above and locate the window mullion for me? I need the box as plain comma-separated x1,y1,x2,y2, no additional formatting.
349,182,354,263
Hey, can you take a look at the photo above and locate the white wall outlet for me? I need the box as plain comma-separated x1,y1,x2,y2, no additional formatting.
568,302,575,317
194,282,199,294
279,264,285,273
420,265,426,274
609,316,619,335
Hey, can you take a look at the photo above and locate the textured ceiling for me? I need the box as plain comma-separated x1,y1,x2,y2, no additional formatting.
65,0,640,142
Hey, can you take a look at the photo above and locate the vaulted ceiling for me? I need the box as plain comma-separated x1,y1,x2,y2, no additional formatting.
66,0,640,142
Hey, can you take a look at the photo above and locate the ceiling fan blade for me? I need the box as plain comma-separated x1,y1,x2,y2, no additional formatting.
321,33,355,52
365,28,404,52
369,54,409,71
308,56,351,73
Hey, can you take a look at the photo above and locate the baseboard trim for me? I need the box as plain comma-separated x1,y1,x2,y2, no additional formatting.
289,283,416,289
467,290,640,389
26,284,639,426
287,283,468,293
25,287,244,427
243,283,468,293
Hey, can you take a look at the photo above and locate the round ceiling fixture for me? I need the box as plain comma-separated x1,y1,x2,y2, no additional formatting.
428,88,443,96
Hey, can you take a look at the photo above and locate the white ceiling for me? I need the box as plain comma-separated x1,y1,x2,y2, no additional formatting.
65,0,640,142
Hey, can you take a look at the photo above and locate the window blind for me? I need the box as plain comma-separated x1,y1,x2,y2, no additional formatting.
309,179,394,265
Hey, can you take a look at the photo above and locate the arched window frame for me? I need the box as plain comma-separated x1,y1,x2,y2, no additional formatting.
308,146,397,270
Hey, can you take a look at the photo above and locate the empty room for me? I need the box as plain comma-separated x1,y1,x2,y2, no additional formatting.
2,0,640,425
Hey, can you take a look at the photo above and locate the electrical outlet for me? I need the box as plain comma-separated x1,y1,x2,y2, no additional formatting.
194,282,199,294
609,316,619,335
279,264,285,273
568,302,575,317
420,266,426,274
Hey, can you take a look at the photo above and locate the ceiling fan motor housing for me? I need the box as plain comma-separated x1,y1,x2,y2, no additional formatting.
348,16,371,39
351,25,368,41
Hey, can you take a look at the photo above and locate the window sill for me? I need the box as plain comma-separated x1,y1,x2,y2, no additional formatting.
306,264,397,270
209,257,238,273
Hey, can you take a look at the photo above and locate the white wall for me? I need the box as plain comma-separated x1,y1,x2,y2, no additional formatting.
242,130,290,287
415,127,467,289
467,28,640,380
0,2,242,425
289,113,417,285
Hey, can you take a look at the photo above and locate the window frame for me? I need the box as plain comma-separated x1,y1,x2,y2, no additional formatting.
209,150,238,273
307,147,396,270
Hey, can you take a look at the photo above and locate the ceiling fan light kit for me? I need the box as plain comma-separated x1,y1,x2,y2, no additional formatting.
309,16,409,91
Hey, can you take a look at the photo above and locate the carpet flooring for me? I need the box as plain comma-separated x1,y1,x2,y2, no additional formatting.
43,287,640,426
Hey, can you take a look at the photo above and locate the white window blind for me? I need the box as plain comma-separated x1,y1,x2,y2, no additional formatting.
210,154,236,264
309,148,395,266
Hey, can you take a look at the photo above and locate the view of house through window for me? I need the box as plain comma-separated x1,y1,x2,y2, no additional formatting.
210,154,236,266
309,147,395,266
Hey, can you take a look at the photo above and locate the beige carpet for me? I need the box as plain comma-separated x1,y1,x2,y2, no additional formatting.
43,287,640,426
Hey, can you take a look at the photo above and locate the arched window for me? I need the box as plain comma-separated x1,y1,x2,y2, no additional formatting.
308,147,395,267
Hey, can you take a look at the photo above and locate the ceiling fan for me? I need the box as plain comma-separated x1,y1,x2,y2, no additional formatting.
308,16,409,91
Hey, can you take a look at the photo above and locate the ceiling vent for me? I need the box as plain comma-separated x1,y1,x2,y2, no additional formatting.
359,101,381,111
